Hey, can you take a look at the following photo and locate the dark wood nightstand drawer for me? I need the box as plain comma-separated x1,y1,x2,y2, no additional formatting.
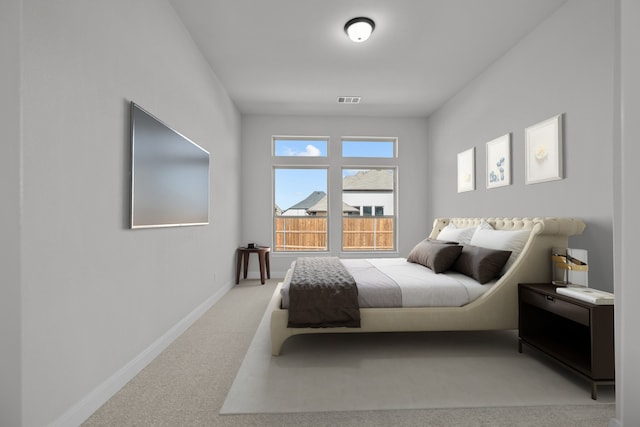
520,287,589,326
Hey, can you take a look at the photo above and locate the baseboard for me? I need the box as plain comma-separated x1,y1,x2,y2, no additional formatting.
48,281,234,427
245,271,286,280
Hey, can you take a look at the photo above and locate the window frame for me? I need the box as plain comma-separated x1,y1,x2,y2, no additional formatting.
271,135,399,254
272,136,331,253
341,166,397,252
341,137,397,158
273,136,329,158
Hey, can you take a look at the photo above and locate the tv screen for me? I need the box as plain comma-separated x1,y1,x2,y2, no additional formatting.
130,102,210,228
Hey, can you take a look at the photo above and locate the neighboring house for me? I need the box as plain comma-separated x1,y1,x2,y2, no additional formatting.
343,169,394,216
280,191,326,216
307,196,360,216
281,169,393,217
281,190,360,216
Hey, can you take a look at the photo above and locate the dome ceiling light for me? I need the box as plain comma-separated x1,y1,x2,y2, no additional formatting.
344,17,375,43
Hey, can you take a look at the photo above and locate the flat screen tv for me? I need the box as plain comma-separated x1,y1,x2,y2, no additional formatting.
130,102,210,228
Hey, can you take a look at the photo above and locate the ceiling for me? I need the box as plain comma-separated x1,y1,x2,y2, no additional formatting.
168,0,567,118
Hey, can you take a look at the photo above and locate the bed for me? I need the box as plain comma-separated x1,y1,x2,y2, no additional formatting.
270,217,586,355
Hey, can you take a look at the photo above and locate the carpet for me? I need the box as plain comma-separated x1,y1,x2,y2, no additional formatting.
221,288,614,415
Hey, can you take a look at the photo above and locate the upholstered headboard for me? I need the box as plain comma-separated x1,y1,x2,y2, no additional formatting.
428,217,586,307
429,217,585,239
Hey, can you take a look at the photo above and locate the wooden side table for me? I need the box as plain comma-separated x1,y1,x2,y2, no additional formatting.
236,246,271,285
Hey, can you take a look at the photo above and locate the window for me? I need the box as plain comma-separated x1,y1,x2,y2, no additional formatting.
274,167,328,252
274,137,330,252
272,136,397,253
352,206,385,216
274,138,327,157
342,168,395,251
342,138,395,158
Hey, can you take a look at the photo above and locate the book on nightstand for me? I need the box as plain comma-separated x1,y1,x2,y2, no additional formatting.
556,286,614,305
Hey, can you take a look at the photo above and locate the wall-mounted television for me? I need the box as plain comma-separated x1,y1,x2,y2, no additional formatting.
130,102,210,228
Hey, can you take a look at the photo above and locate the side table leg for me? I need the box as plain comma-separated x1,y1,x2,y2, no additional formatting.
266,252,271,279
235,250,242,284
243,252,249,279
258,252,266,285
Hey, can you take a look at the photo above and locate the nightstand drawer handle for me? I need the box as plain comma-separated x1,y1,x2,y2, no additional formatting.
546,295,555,302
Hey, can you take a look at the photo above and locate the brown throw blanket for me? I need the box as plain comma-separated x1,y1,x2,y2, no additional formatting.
287,257,361,328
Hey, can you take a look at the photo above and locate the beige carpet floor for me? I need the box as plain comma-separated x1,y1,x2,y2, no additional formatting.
84,279,616,426
221,285,614,414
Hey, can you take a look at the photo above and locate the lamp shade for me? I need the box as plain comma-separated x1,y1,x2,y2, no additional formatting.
345,17,375,43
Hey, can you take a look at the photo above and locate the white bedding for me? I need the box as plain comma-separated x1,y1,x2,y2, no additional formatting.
280,258,494,309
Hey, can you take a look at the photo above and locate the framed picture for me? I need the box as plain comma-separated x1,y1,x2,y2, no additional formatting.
457,147,475,193
525,114,563,184
486,133,511,189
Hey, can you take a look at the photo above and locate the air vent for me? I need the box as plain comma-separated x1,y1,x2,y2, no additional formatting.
337,96,361,104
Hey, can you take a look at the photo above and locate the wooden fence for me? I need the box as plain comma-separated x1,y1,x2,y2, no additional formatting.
275,216,394,251
342,217,394,251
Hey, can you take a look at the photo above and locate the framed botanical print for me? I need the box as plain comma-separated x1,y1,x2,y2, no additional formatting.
525,114,563,184
457,147,475,193
486,133,511,189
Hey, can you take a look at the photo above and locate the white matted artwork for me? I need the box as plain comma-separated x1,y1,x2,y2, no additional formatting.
457,147,475,193
486,133,511,189
525,114,563,184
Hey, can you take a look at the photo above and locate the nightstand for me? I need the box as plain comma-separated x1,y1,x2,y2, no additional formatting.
236,246,271,285
518,283,615,399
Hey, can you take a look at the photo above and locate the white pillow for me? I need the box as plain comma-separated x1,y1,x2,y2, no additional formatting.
476,220,494,231
469,226,530,273
436,224,476,245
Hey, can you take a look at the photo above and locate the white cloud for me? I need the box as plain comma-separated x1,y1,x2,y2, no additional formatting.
299,144,321,156
278,143,323,156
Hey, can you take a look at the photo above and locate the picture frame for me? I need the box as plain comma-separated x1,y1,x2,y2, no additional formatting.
525,114,563,184
486,133,511,189
457,147,475,193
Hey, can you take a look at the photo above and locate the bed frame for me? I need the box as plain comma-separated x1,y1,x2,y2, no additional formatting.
270,217,586,356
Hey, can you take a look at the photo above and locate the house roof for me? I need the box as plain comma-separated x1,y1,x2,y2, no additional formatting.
286,191,326,210
307,195,359,214
343,170,393,191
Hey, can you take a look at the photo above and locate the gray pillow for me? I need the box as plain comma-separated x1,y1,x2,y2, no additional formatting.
452,244,512,284
407,240,463,273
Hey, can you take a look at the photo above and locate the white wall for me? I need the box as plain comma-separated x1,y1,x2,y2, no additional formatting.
13,1,242,426
426,0,615,291
241,115,429,276
615,1,640,424
0,1,22,425
343,193,394,216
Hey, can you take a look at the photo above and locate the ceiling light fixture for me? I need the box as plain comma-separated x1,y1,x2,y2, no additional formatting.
344,17,375,43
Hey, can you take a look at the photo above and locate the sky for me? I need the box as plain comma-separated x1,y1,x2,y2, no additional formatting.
274,168,327,211
274,139,394,210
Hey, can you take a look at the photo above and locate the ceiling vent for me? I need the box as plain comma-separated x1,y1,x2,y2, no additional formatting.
337,96,361,104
